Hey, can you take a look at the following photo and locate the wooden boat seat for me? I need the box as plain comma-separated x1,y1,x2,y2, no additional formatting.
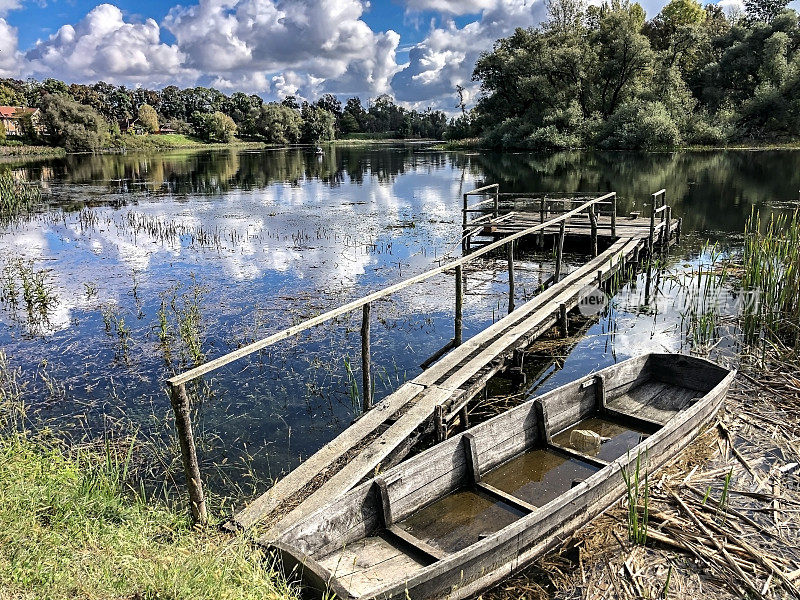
606,380,703,425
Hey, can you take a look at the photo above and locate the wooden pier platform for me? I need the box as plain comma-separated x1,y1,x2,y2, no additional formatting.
163,188,679,533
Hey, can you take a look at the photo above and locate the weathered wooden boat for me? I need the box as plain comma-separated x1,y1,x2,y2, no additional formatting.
272,353,735,600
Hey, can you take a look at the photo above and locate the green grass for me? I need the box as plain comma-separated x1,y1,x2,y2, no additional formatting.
0,173,41,221
116,134,267,152
0,433,297,600
0,145,66,158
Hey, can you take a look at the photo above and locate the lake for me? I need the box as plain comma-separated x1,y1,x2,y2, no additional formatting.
1,145,797,500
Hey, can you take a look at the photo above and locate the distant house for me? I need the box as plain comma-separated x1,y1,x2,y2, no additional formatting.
0,106,43,137
157,127,177,135
119,118,147,135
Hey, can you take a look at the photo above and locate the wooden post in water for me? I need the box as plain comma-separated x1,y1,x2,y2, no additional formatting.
554,221,565,282
493,188,499,218
648,198,656,260
361,302,372,411
676,217,682,244
559,303,568,337
462,193,469,252
454,265,463,346
507,239,515,313
662,206,672,254
538,198,545,248
168,382,207,526
611,192,617,237
588,208,598,258
632,245,640,276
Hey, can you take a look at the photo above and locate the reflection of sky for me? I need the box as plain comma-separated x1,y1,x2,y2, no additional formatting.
0,148,755,496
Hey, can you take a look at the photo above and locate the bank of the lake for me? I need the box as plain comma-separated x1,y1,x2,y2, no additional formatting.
0,429,296,600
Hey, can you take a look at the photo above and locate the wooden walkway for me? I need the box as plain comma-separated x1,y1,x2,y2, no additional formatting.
163,188,679,532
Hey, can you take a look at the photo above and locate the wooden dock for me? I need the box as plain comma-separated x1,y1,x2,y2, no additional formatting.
163,188,679,535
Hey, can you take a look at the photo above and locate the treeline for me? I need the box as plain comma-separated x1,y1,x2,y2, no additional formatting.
462,0,800,149
0,78,450,151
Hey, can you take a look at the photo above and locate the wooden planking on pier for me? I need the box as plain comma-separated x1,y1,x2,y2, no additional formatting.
477,212,655,241
237,219,679,540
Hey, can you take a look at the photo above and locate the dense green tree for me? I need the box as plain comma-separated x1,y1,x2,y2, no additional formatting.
40,94,110,151
300,104,336,143
252,103,302,144
192,111,237,142
138,104,159,133
744,0,790,22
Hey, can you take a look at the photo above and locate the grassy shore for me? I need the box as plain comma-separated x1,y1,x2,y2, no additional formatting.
0,431,296,600
0,144,66,158
117,133,268,152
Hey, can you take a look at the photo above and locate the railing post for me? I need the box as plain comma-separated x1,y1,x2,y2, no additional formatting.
611,192,617,237
493,187,499,218
361,302,372,411
539,198,545,248
454,264,463,346
588,208,598,258
462,193,469,252
648,197,656,260
555,220,565,282
559,303,568,337
168,382,207,526
662,205,672,255
507,239,515,313
676,217,682,244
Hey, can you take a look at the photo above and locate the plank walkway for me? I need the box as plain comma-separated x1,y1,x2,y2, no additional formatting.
233,214,680,540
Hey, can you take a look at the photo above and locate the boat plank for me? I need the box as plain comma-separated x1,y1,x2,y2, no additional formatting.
261,385,455,540
233,381,425,530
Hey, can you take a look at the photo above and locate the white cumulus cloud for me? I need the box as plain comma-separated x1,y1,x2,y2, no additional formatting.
392,0,546,107
0,18,21,76
164,0,400,98
25,4,187,86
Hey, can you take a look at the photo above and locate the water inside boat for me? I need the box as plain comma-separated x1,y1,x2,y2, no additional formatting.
551,416,650,462
396,489,526,554
481,447,600,506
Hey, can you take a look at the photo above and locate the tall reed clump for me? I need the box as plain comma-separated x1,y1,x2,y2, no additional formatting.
0,172,41,220
679,242,730,352
741,208,800,353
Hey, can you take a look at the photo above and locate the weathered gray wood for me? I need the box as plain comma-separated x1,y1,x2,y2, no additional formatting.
594,374,606,411
168,382,207,525
507,239,515,313
234,381,425,530
477,482,537,513
455,264,463,345
559,303,568,337
274,354,735,600
362,302,372,411
611,192,617,237
387,525,447,562
548,443,609,468
375,478,393,528
463,433,480,485
555,221,565,281
589,208,598,257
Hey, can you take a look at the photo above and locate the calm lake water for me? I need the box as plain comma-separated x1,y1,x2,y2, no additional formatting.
1,145,798,499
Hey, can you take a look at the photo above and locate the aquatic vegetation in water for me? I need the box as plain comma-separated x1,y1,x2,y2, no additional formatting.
622,450,649,545
0,350,26,431
741,208,800,353
0,172,41,222
155,275,208,370
0,258,57,331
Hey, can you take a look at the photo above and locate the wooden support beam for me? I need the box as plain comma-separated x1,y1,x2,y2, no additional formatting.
588,208,598,257
648,198,656,260
676,217,682,244
662,205,672,254
168,382,207,526
595,373,607,411
538,198,545,248
632,246,640,275
455,264,463,346
494,188,500,218
611,192,617,237
463,432,480,485
362,302,372,411
559,303,568,338
435,404,446,442
555,221,565,282
507,239,515,313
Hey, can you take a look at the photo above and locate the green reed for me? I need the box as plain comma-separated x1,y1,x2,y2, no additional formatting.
678,242,730,352
741,208,800,352
621,450,649,545
0,172,41,220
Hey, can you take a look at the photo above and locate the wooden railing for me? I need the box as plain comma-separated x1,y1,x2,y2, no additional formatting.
167,190,616,524
461,187,618,251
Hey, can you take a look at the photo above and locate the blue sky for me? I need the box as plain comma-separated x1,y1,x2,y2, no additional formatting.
0,0,743,110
